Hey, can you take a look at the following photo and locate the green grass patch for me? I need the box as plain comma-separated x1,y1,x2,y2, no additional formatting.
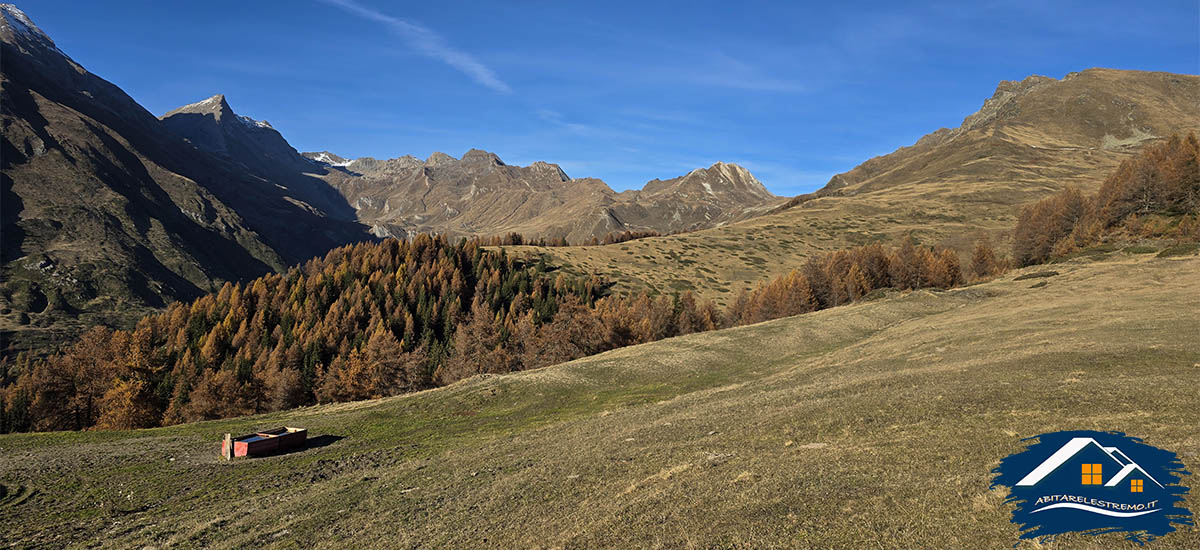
1157,242,1200,257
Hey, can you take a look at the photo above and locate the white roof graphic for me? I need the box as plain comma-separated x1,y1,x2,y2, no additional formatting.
1015,437,1163,488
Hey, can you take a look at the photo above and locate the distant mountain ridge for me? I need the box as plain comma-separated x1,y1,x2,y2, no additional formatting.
157,91,780,244
155,87,781,245
295,148,779,242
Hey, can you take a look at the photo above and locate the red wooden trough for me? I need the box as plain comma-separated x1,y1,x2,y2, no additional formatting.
221,427,307,459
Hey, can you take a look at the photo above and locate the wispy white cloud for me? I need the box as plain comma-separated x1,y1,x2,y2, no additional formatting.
534,108,606,136
681,51,807,93
320,0,511,93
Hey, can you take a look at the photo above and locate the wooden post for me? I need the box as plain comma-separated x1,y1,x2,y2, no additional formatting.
222,433,232,460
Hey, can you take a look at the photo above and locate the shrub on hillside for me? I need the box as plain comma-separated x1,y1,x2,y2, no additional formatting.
969,237,1008,280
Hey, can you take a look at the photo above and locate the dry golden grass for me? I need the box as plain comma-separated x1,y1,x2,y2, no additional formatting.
1,251,1197,548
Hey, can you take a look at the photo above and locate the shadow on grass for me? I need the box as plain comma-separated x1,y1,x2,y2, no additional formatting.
255,434,345,459
293,434,343,454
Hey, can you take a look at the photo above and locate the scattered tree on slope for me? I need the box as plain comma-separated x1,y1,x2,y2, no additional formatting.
727,241,964,326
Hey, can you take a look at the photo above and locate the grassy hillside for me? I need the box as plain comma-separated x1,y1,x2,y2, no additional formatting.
2,250,1197,548
505,193,995,306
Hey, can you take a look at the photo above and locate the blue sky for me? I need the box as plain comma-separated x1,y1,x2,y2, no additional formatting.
19,1,1199,195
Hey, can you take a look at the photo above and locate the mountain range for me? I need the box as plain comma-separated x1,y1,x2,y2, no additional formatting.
159,91,780,244
0,4,777,352
304,149,778,242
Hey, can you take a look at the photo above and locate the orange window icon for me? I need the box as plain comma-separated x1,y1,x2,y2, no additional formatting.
1131,479,1143,492
1081,463,1103,485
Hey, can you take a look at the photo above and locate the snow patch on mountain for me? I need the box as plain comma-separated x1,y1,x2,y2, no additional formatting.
237,114,273,130
1,4,45,39
1,3,68,58
307,152,355,167
179,95,225,112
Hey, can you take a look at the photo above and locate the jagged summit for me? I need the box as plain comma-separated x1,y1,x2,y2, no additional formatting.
425,151,457,166
164,94,273,130
704,161,770,194
529,161,570,181
305,149,525,172
461,148,505,165
640,161,774,203
160,94,307,173
171,93,229,113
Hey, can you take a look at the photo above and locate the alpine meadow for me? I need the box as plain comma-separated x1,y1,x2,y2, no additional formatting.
1,2,1198,549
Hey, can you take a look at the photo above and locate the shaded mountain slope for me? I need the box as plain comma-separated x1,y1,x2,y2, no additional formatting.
0,5,370,351
160,94,360,226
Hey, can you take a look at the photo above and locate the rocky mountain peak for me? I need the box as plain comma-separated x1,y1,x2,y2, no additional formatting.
387,155,423,168
680,161,772,199
707,161,756,181
163,94,273,130
166,94,232,119
530,161,570,182
0,4,53,45
426,152,457,166
461,149,505,166
638,161,773,202
960,74,1057,131
161,94,300,170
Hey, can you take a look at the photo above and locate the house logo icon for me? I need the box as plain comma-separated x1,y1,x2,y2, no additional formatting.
992,430,1192,544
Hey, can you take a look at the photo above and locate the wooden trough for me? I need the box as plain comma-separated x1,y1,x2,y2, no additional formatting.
221,427,307,459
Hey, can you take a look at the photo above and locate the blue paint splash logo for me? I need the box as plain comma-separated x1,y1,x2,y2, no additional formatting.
991,430,1192,544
